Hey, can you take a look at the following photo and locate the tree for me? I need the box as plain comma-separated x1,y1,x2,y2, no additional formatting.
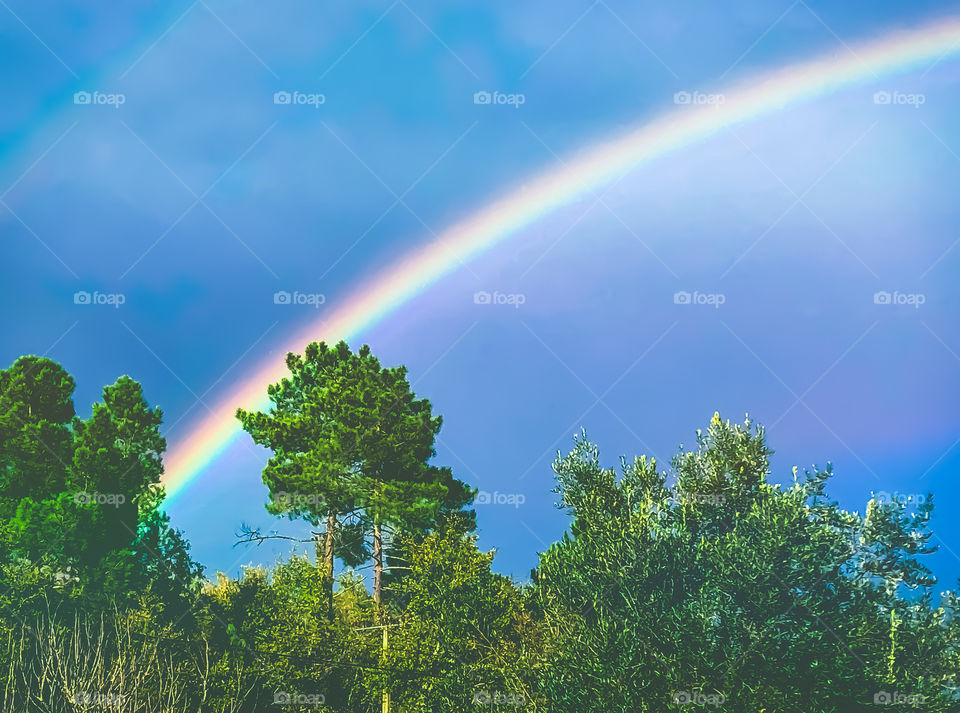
373,526,545,711
199,557,372,712
237,341,473,620
535,414,960,712
0,356,75,505
71,376,167,569
0,358,200,613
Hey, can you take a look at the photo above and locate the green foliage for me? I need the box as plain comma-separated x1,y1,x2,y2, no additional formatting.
537,414,960,712
372,528,544,711
0,356,75,502
2,349,957,712
237,340,460,525
71,375,166,537
0,603,200,712
237,340,474,610
198,557,377,711
0,357,201,619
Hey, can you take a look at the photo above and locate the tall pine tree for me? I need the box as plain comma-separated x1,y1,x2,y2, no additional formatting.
237,341,473,618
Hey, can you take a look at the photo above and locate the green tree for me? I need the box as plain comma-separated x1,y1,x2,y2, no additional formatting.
0,358,200,614
0,357,88,580
536,415,960,712
71,376,166,566
374,526,545,712
237,341,473,619
0,356,75,505
199,557,376,711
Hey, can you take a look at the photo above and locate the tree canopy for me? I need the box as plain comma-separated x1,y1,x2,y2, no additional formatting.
1,353,957,712
237,340,474,615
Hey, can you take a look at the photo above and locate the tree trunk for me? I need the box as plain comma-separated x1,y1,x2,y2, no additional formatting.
381,625,390,713
319,512,336,621
372,492,389,711
372,519,383,613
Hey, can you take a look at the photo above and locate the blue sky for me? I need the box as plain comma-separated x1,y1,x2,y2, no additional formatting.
2,0,960,587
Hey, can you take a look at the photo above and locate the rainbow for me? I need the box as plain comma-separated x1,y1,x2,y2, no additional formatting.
162,17,960,505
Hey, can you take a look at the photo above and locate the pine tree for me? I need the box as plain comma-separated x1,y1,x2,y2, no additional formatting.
237,341,473,619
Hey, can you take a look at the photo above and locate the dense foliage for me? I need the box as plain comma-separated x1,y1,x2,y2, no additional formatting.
537,415,959,712
236,341,473,621
1,354,957,711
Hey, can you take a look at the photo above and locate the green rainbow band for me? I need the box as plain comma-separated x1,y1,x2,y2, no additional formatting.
161,17,960,506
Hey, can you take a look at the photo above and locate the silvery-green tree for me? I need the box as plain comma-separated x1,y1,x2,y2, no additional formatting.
536,414,959,712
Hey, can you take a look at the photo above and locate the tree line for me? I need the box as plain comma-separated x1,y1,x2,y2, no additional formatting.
0,344,957,711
